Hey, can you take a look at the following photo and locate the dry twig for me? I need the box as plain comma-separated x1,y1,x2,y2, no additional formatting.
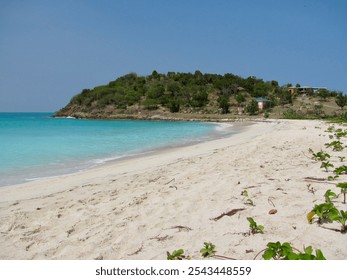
170,225,192,232
211,208,245,221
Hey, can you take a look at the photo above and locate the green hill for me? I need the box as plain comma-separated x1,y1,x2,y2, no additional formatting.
55,71,342,120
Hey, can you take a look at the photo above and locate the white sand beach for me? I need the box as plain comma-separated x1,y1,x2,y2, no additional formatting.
0,119,346,260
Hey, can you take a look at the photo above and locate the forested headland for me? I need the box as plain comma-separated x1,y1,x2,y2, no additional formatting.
55,71,344,120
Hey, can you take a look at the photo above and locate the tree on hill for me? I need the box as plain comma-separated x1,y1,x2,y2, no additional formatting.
246,99,259,115
278,88,292,105
235,93,245,105
335,92,347,110
218,95,230,114
318,89,330,101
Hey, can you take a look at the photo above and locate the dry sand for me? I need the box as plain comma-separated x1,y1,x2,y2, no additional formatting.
0,119,346,260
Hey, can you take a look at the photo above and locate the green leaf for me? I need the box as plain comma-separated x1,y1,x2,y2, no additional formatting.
337,182,347,189
297,253,313,260
247,217,256,228
307,211,315,223
246,198,255,205
281,245,294,258
167,249,185,260
267,242,280,250
257,225,264,232
263,249,276,260
173,249,184,256
241,190,248,196
286,252,299,260
315,250,326,260
304,246,313,255
324,189,337,202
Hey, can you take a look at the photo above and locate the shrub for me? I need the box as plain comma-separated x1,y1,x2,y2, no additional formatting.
245,100,259,115
142,98,159,110
283,109,304,119
263,242,326,260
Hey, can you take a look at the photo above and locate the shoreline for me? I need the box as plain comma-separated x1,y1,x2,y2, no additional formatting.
1,119,346,260
0,118,233,188
0,121,251,199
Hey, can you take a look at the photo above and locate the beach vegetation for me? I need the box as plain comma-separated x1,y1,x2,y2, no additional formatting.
338,156,345,162
333,165,347,176
241,190,255,206
320,161,334,172
329,210,347,233
245,198,255,206
336,182,347,204
241,190,248,196
307,202,339,224
325,140,344,151
200,242,216,258
247,217,264,234
167,249,190,260
167,241,327,260
310,150,330,161
324,189,337,203
199,243,236,260
334,130,347,139
328,175,339,181
262,242,326,260
329,113,347,123
308,201,347,233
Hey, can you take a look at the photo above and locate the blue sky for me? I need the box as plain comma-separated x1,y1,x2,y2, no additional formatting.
1,0,346,112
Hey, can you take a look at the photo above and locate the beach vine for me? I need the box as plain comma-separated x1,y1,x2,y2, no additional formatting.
307,123,347,234
167,241,326,260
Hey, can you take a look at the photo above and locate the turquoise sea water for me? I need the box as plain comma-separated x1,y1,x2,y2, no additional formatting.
0,113,233,187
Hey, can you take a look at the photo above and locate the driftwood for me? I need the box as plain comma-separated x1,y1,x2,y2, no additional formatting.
211,208,245,221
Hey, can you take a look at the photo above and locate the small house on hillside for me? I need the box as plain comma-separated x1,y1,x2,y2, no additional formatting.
256,97,271,111
288,86,327,95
